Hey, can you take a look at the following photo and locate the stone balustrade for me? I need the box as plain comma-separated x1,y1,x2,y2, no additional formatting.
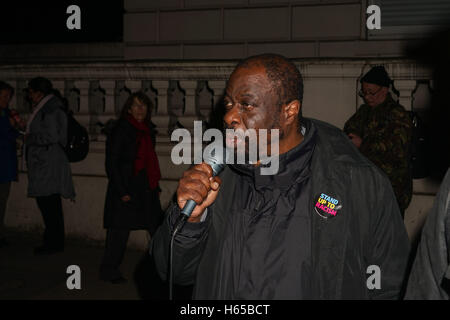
0,59,438,249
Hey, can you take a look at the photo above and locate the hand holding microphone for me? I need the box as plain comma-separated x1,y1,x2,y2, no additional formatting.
176,162,222,223
176,149,226,223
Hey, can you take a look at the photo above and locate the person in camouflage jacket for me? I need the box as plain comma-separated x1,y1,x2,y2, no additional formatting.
344,66,413,216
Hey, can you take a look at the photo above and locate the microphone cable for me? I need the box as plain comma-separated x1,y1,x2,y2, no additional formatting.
168,213,188,300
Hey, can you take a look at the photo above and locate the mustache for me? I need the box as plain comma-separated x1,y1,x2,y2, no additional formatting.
222,121,235,131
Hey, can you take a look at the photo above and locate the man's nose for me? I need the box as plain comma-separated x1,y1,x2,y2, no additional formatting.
223,105,241,128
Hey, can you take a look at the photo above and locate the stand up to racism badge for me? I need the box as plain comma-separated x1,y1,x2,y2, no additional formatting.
314,193,342,219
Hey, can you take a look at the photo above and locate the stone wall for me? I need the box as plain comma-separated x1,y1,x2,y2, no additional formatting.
1,59,440,250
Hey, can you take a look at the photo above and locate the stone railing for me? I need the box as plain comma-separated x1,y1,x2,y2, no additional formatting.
0,59,438,247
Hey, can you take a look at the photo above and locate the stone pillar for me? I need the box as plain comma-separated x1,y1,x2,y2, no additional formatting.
99,80,116,116
178,80,200,130
207,80,226,126
208,80,226,107
394,80,417,111
152,81,172,154
153,80,170,131
15,80,29,115
52,80,65,98
94,80,116,142
74,80,91,130
125,80,142,93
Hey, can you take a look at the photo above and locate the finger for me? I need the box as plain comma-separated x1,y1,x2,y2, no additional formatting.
197,162,213,177
184,170,212,190
178,183,208,205
200,185,221,209
210,176,222,191
181,176,210,198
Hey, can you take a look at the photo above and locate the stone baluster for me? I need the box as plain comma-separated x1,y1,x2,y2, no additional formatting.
125,80,142,93
208,80,226,107
74,80,91,130
208,80,226,126
178,80,200,130
52,80,65,98
99,80,117,117
153,81,169,118
179,80,203,163
196,81,212,123
394,80,417,111
152,81,172,154
15,80,29,115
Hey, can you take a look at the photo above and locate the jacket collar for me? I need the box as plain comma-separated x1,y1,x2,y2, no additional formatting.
229,118,317,191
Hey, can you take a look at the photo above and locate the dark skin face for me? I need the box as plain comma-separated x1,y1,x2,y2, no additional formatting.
176,63,304,223
223,64,303,157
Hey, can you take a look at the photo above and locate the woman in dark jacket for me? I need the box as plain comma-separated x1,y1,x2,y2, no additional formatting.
100,91,163,283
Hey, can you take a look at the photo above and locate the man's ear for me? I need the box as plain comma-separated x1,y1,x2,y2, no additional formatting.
283,100,301,126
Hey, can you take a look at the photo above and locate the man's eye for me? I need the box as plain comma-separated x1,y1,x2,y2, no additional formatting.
241,102,254,110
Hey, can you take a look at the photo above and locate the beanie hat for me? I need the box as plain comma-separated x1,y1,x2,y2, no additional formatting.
360,66,391,88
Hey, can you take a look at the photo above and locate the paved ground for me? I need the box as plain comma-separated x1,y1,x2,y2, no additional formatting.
0,228,192,300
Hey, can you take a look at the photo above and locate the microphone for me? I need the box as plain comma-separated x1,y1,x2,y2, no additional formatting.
180,149,226,218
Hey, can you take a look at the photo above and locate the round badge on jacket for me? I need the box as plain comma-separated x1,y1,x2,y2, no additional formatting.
314,193,342,219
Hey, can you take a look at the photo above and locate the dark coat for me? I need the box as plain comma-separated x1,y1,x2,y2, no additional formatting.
405,168,450,300
104,118,163,234
151,118,411,299
26,96,75,199
0,108,19,183
344,94,413,213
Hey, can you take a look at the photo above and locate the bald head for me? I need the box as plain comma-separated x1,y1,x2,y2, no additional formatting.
233,53,304,108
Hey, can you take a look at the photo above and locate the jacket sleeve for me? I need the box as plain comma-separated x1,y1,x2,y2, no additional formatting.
150,202,210,286
359,107,412,172
106,123,130,198
343,106,365,137
404,169,450,300
365,168,411,300
0,120,19,148
26,108,67,147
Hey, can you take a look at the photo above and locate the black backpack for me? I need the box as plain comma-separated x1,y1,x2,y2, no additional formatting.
62,110,89,163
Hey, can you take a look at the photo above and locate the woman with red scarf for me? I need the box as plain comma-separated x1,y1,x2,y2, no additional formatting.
100,92,163,284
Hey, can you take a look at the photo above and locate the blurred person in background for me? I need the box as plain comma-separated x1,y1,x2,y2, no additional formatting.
100,91,163,284
25,77,75,255
0,81,20,247
344,66,413,217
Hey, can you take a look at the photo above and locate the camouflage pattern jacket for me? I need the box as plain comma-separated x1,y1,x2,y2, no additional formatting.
344,94,413,212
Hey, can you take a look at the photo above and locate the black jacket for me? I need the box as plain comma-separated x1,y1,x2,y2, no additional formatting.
104,118,163,234
151,118,411,299
405,168,450,299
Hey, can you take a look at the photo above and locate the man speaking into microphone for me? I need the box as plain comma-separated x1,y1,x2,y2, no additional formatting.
151,54,410,299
